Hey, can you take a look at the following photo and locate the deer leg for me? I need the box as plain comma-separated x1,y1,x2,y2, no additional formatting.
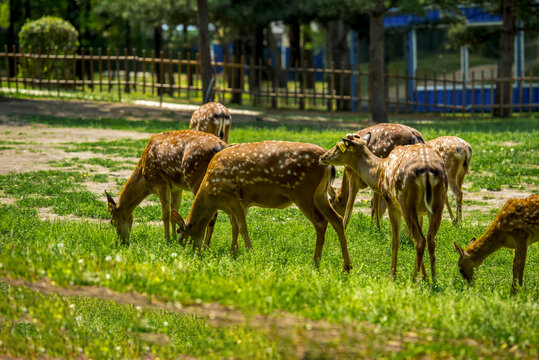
445,193,455,224
313,191,352,273
228,214,240,255
402,208,426,281
373,194,388,229
511,239,528,293
227,201,252,250
296,200,328,268
452,182,464,225
387,203,402,281
203,212,218,249
426,209,444,284
158,186,172,241
171,190,182,238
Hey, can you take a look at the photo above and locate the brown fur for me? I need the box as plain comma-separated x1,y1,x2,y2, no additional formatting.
106,130,227,243
321,137,447,281
454,194,539,292
173,141,352,272
427,136,472,225
333,123,425,228
189,102,232,143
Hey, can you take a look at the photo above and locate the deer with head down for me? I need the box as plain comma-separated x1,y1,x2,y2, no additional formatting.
332,123,425,228
105,130,226,244
454,194,538,293
190,102,232,143
426,136,472,225
172,140,352,272
320,134,447,281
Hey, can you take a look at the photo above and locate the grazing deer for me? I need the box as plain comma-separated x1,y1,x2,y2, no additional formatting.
332,123,425,228
171,141,352,272
189,102,232,143
427,136,472,225
453,194,538,293
320,134,447,281
105,130,227,244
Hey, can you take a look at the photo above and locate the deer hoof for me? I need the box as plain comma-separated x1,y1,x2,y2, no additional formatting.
343,264,353,273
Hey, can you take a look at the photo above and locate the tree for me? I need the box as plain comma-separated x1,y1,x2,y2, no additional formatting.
197,0,213,103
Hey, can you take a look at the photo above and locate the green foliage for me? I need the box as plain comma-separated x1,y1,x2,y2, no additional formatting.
19,16,79,52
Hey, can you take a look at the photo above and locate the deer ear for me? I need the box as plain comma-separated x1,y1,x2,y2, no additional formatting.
453,241,467,258
105,191,117,213
172,209,187,232
362,132,372,145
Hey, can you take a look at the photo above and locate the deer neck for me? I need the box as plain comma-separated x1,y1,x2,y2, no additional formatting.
116,168,150,216
351,152,383,192
465,227,504,267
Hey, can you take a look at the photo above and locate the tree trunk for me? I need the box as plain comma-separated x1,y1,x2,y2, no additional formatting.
303,25,315,89
7,0,21,75
369,2,388,123
327,20,351,111
197,0,213,104
289,19,301,68
267,27,287,87
230,39,243,104
154,25,163,95
253,24,264,90
493,0,516,117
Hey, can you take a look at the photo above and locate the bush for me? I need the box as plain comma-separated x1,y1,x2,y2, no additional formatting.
19,16,79,53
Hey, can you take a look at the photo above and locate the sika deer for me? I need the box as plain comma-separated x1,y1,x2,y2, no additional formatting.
172,141,352,272
105,130,226,243
320,134,447,281
190,102,232,143
426,136,472,225
332,123,425,228
454,194,538,293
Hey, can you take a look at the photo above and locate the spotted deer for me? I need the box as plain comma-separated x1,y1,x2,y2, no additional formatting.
426,136,472,225
454,194,538,293
105,130,226,244
320,134,447,281
190,102,232,143
171,141,352,272
332,123,425,228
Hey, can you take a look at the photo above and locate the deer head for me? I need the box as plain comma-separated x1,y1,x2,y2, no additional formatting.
190,102,232,143
105,190,132,244
453,241,474,282
172,209,190,244
319,132,372,166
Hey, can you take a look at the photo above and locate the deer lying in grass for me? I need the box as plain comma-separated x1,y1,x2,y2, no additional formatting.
332,123,425,228
427,136,472,225
454,194,538,293
105,130,226,244
189,102,232,143
320,134,447,281
171,140,352,272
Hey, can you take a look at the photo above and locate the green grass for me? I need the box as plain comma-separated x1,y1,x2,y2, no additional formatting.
0,111,538,358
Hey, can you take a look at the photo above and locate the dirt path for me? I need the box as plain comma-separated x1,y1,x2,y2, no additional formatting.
2,276,520,359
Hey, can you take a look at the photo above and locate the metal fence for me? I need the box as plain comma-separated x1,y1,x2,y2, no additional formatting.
1,45,538,115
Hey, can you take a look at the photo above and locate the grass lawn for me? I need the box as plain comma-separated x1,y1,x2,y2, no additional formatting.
0,107,538,359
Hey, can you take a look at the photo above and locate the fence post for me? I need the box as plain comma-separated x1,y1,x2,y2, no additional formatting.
81,48,86,92
395,67,400,114
159,50,164,104
329,61,335,112
116,48,121,102
124,48,130,93
151,50,155,96
13,45,19,93
471,71,475,115
132,48,137,92
98,48,103,93
107,48,112,92
4,45,10,90
89,47,94,92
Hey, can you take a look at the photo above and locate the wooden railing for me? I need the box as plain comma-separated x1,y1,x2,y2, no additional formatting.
1,45,538,115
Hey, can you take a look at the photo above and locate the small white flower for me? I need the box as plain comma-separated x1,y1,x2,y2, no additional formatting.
76,316,82,323
115,254,122,262
69,303,75,309
78,259,84,264
136,306,141,311
163,321,168,326
105,274,111,280
115,346,121,351
57,242,64,249
171,252,178,258
105,255,112,262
